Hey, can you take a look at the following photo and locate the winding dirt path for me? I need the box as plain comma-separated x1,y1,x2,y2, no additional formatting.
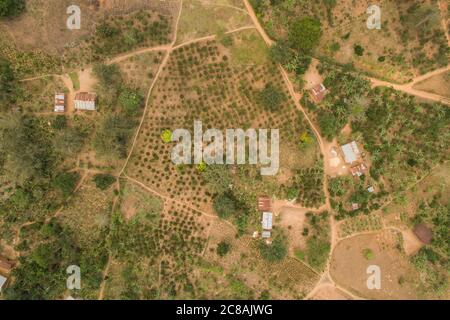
369,65,450,105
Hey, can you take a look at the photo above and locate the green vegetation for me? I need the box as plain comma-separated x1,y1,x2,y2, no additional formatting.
93,113,135,159
160,129,173,143
259,234,287,262
213,192,238,219
93,12,171,53
5,219,108,299
303,211,330,271
0,58,17,110
93,64,123,107
363,248,374,260
353,44,365,56
93,174,116,190
0,0,25,17
257,83,287,111
0,114,56,185
216,241,231,257
53,172,80,198
119,89,144,116
289,166,325,208
69,72,80,90
288,17,322,54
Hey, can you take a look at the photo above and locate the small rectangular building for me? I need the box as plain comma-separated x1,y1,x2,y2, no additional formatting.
262,212,273,230
74,92,96,111
54,93,65,112
341,141,361,164
257,196,271,212
0,258,12,274
0,275,7,293
261,231,271,238
310,83,328,103
350,163,367,177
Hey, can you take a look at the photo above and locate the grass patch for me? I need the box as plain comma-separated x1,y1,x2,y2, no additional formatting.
69,72,80,90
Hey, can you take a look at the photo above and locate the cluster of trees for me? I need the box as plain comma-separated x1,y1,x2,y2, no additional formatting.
0,114,56,185
91,12,170,59
5,219,108,299
303,211,330,271
92,64,144,159
203,165,251,235
256,83,286,111
266,13,322,79
93,174,116,190
289,166,325,208
0,0,25,17
314,62,370,141
259,233,287,262
0,59,17,111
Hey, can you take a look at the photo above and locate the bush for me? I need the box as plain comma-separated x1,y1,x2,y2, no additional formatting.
0,0,26,17
363,248,374,260
288,17,322,53
93,174,116,190
53,171,80,197
259,235,287,262
216,241,231,257
0,58,16,108
52,115,67,130
213,192,237,219
268,42,294,65
306,237,330,269
354,44,365,56
119,89,144,115
257,83,286,111
93,113,135,159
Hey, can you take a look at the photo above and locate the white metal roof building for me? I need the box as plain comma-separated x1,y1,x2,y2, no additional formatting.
0,275,7,293
54,93,65,112
261,231,271,238
341,141,361,164
74,92,96,111
262,212,273,230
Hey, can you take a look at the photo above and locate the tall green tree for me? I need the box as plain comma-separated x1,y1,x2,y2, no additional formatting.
0,0,26,17
288,17,322,54
0,114,55,184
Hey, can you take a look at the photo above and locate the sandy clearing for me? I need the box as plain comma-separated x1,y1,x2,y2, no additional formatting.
309,283,353,300
304,59,324,90
78,68,97,93
400,229,424,256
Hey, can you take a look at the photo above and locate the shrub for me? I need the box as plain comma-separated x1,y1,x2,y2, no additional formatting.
363,248,374,260
0,0,26,17
257,83,286,111
52,115,67,130
53,171,80,197
119,89,144,115
213,192,237,219
259,234,287,262
288,17,322,53
93,174,116,190
161,129,173,143
354,44,365,56
306,237,330,270
268,42,294,65
216,241,231,257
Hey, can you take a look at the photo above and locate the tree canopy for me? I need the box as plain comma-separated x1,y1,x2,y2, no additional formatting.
288,17,322,54
0,0,25,17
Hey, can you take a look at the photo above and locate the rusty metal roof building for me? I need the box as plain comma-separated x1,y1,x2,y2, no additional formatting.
310,83,327,103
257,196,271,212
74,92,97,111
